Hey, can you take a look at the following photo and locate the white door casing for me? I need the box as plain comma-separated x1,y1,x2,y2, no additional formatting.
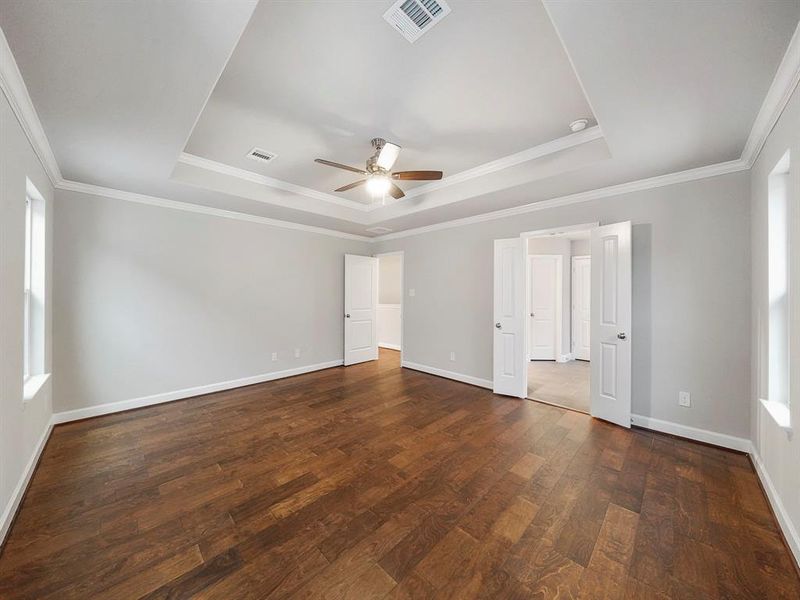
493,238,527,397
344,254,378,366
529,255,560,360
572,256,591,361
590,222,632,428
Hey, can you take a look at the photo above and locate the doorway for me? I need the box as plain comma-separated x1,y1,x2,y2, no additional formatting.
526,231,591,413
492,222,632,428
376,252,403,358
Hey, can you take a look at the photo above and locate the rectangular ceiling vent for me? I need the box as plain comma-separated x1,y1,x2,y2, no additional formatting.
246,147,277,164
383,0,451,44
366,226,393,234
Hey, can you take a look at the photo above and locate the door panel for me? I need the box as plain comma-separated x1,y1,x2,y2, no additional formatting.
493,238,526,397
529,255,559,360
590,222,632,428
572,256,591,361
344,254,378,366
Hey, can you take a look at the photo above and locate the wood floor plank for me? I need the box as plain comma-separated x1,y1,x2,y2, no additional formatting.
0,349,796,599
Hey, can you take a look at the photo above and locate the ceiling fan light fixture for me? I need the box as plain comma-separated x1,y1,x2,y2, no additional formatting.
376,141,401,170
366,174,392,197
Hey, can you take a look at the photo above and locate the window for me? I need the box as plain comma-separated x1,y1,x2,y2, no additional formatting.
22,179,46,392
23,194,33,380
763,151,791,430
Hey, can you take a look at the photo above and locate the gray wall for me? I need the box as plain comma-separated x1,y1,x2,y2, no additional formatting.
375,170,751,438
571,239,591,256
53,190,370,412
750,83,800,558
378,254,402,304
0,88,54,540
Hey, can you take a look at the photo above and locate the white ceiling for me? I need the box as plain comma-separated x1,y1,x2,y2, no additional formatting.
1,0,798,237
183,0,595,202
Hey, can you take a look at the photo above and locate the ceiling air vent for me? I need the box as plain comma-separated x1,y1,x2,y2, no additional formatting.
366,226,393,235
246,147,277,164
383,0,451,44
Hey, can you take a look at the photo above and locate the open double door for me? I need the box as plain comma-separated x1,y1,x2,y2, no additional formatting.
493,222,632,428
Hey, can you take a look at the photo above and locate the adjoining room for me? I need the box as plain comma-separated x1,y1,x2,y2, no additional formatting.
526,228,592,413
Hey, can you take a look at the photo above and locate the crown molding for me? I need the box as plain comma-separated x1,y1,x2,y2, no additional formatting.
372,158,748,242
741,21,800,167
0,27,62,186
177,152,372,212
401,125,604,201
56,179,371,242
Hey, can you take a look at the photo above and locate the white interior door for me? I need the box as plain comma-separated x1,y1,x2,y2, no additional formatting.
529,255,558,360
572,256,591,361
344,254,378,366
493,238,527,397
590,222,632,428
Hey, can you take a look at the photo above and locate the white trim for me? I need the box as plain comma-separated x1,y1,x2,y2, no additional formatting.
398,127,604,201
178,153,372,212
56,179,371,242
401,360,493,390
379,343,402,351
52,360,343,424
23,373,51,404
741,22,800,167
0,418,53,545
372,159,748,242
750,445,800,567
0,28,61,185
630,414,751,453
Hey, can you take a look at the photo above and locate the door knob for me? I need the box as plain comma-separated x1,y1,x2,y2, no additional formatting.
345,314,350,318
530,313,535,317
617,332,626,340
495,323,502,329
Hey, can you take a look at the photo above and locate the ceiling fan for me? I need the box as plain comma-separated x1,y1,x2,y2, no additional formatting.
315,138,443,200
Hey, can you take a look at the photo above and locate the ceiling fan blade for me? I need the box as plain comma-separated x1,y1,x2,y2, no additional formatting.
335,180,367,192
392,170,443,181
388,183,405,199
376,142,401,170
315,158,367,175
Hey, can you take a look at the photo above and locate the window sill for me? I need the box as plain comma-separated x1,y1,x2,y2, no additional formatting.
759,398,792,434
23,373,51,404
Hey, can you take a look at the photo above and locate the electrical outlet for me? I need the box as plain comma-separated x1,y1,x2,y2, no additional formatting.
294,348,301,358
271,352,278,362
679,391,691,407
409,288,415,297
449,352,456,362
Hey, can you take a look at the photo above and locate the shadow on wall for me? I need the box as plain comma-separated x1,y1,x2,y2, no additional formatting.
631,223,653,418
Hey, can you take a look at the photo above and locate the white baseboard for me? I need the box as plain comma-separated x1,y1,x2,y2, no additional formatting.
379,343,402,351
1,417,53,546
52,360,343,424
401,360,493,390
631,414,751,452
750,445,800,567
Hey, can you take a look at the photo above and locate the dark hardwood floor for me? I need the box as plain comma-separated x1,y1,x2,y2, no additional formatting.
1,349,798,599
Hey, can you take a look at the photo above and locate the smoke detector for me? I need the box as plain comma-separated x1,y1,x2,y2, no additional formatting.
383,0,451,44
569,119,589,133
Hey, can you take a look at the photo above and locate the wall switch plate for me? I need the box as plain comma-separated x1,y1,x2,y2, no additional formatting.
294,348,301,358
409,288,415,297
271,352,278,362
450,352,456,362
679,391,691,407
